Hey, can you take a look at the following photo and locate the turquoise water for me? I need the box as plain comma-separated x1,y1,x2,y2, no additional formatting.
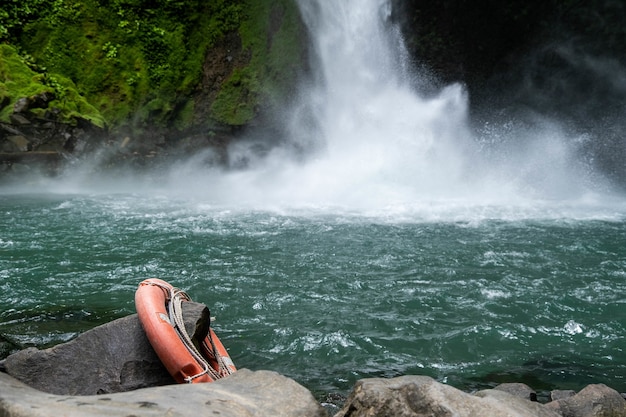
2,0,624,406
1,190,625,401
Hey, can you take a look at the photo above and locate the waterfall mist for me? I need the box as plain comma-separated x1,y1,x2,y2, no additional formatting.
22,0,624,219
164,0,619,216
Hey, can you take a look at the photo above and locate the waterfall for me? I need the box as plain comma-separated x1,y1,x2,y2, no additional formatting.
287,0,473,201
164,0,618,216
209,0,478,208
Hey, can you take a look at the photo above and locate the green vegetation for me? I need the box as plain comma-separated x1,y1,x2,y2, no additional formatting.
0,44,51,121
0,0,305,131
0,43,104,126
211,0,304,125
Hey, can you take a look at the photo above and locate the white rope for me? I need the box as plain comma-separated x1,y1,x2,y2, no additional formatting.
146,280,233,382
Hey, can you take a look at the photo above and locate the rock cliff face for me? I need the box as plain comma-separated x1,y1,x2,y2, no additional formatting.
0,0,307,176
392,0,626,190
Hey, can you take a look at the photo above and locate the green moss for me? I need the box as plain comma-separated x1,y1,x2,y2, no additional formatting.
0,44,52,121
211,67,259,126
46,74,106,127
174,98,195,130
211,0,304,126
0,43,105,126
3,0,305,131
21,12,145,125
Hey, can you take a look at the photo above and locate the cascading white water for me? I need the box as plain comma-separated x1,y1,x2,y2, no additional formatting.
288,0,473,202
166,0,620,216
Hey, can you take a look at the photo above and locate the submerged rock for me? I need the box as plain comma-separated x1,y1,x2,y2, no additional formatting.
550,389,576,401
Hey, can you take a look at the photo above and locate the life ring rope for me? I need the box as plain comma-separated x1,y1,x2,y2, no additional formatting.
139,279,235,382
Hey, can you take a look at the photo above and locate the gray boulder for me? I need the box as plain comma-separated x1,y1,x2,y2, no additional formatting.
0,301,213,395
545,384,626,417
550,389,576,401
0,313,173,394
0,302,326,417
0,302,217,395
334,375,561,417
494,382,538,402
0,368,327,417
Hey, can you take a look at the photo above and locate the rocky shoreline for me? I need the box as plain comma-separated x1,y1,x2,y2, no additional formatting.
0,94,241,183
1,301,624,417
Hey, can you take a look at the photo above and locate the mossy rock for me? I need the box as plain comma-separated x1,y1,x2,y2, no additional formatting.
210,0,306,126
0,44,52,121
0,44,105,127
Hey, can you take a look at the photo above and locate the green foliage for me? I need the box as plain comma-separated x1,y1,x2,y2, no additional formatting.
0,44,49,120
0,0,51,40
1,0,305,131
211,67,259,126
0,44,105,126
211,0,304,125
44,73,106,127
173,99,195,130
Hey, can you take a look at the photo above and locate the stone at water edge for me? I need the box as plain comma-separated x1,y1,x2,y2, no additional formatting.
3,314,179,395
544,383,626,417
550,389,576,401
0,301,219,395
0,313,173,395
494,382,538,402
0,368,328,417
334,375,561,417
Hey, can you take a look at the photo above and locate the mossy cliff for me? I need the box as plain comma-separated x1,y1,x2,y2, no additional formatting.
0,0,306,169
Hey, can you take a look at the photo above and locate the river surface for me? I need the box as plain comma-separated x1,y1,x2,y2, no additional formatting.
2,0,626,405
1,189,624,402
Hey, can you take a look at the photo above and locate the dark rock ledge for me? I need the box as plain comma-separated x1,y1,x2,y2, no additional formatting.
1,302,625,417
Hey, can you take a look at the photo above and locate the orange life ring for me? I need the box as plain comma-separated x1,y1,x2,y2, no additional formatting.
135,278,236,383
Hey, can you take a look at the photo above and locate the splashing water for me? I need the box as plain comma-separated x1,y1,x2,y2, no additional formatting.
11,0,624,221
158,0,622,218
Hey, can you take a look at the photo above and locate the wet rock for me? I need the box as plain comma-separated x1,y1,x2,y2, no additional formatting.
1,313,174,395
28,91,55,109
550,389,576,401
8,112,30,125
545,384,626,417
12,93,55,114
494,382,538,401
0,95,9,110
1,139,18,152
5,135,30,152
12,97,30,113
335,375,560,417
0,333,22,362
0,368,327,417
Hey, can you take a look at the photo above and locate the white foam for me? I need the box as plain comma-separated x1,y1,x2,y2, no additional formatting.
156,0,625,220
2,0,625,223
